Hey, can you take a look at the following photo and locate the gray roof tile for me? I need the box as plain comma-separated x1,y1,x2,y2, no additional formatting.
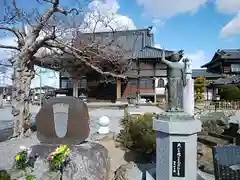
35,28,181,69
212,75,240,85
201,49,240,68
75,28,154,57
218,49,240,59
75,28,178,59
192,69,222,78
135,46,174,59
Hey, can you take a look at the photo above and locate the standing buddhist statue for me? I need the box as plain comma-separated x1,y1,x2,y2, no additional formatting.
161,49,187,112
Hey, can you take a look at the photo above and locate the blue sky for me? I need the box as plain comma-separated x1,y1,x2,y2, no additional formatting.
0,0,240,87
117,0,240,67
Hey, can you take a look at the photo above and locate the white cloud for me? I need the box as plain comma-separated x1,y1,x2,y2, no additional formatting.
216,0,240,14
184,50,208,69
152,18,165,29
154,44,161,48
136,0,240,38
220,12,240,38
215,0,240,38
81,0,136,32
136,0,207,19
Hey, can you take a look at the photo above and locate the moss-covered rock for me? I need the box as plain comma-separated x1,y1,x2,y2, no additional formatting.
8,169,26,180
40,171,61,180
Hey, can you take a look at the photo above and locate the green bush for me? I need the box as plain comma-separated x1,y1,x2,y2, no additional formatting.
219,85,240,101
116,110,156,154
194,76,207,103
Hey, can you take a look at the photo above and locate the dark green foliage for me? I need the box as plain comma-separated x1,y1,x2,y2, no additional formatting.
219,85,240,101
0,170,10,180
116,111,156,154
26,174,36,180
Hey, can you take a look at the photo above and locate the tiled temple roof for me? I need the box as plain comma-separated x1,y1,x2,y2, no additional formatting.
212,75,240,85
34,28,180,70
192,69,222,78
201,49,240,68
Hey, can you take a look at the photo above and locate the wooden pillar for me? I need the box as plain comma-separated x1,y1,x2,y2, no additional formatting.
73,78,78,97
116,78,121,100
154,78,157,104
153,63,157,104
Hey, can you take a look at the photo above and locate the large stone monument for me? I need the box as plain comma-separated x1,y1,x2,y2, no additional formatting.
35,96,90,144
153,50,202,180
30,96,110,180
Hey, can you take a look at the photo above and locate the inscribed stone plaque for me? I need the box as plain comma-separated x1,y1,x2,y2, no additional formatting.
35,96,90,145
172,142,185,177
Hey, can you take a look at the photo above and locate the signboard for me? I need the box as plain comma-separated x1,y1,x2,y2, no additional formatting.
172,142,185,177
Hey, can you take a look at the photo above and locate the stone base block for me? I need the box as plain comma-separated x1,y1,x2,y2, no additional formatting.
29,142,110,180
153,112,202,135
153,112,202,180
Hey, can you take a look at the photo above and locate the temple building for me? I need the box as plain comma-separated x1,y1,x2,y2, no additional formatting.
201,49,240,100
58,27,175,102
37,30,240,102
201,49,240,74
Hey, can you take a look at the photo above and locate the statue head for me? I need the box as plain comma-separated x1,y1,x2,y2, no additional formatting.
170,50,184,62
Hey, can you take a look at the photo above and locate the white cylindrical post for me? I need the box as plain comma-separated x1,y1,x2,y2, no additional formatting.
98,116,110,134
183,59,194,116
183,75,194,116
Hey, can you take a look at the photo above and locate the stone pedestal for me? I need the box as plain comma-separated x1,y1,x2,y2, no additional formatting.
153,112,202,180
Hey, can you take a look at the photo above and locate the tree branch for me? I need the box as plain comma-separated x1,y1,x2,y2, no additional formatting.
45,41,126,79
0,26,22,40
32,0,79,50
0,44,20,51
33,26,56,50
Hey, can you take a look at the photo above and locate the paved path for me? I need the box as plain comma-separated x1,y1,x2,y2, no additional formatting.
128,105,164,114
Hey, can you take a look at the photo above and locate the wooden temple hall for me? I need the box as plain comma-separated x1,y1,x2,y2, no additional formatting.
35,27,178,102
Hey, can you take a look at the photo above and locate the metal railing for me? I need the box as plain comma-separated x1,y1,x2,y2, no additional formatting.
203,100,240,110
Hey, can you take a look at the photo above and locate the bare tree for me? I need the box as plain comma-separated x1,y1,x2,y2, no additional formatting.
0,0,131,138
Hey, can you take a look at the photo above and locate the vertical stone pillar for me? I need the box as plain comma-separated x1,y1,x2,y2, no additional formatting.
116,78,121,100
73,78,79,98
153,113,202,180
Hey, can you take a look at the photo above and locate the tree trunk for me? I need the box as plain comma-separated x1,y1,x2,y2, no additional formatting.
11,55,34,138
